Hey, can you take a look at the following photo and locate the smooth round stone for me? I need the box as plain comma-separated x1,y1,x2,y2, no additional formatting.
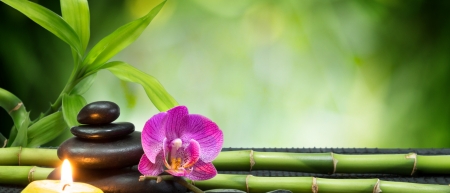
58,132,143,169
77,101,120,125
71,122,135,140
48,166,186,193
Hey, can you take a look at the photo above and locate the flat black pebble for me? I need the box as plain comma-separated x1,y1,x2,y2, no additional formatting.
77,101,120,125
71,122,135,140
58,132,143,169
48,166,186,193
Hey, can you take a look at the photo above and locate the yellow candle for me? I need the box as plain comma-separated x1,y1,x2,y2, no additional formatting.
22,159,103,193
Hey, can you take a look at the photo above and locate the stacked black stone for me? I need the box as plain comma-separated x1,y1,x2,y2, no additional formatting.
58,101,143,169
51,101,185,193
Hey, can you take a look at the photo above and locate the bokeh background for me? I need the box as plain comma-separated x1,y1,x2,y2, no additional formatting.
1,0,449,148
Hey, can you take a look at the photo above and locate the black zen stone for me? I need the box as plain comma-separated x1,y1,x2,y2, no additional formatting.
77,101,120,125
58,132,143,169
48,166,186,193
71,122,135,140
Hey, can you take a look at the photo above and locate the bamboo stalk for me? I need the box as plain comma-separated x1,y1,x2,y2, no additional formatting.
213,151,450,176
416,155,450,175
0,166,53,185
2,148,450,176
191,174,450,193
0,147,61,167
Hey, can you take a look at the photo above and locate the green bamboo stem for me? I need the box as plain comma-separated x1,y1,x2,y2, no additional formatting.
213,150,450,175
49,68,80,113
0,166,53,185
191,174,450,193
0,147,60,167
3,148,450,176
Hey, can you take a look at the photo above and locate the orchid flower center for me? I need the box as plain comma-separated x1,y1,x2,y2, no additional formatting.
168,138,183,170
163,138,200,176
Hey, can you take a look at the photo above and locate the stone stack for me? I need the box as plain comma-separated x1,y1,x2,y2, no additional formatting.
49,101,185,193
58,101,143,169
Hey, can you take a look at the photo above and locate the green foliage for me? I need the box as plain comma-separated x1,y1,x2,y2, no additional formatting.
0,0,177,147
70,73,97,95
1,0,83,56
0,133,5,148
60,0,90,52
62,94,87,128
102,61,178,112
82,1,166,75
0,88,29,136
27,112,67,147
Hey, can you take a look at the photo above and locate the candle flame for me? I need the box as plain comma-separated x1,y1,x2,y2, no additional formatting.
61,159,73,187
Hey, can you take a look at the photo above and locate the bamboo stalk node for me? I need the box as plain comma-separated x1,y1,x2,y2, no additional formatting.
312,177,318,193
373,179,381,193
249,150,255,171
406,153,417,175
245,175,251,193
331,152,338,174
28,166,36,183
8,102,23,114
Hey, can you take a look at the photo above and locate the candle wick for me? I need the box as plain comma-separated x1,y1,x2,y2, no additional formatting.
62,184,71,191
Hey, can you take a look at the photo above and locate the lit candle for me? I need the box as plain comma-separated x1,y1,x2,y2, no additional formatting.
22,159,103,193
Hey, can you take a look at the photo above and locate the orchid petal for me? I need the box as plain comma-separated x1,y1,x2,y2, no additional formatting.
165,169,190,177
165,106,188,140
162,138,171,169
182,114,223,162
187,159,217,181
142,112,167,163
181,139,200,168
138,153,164,176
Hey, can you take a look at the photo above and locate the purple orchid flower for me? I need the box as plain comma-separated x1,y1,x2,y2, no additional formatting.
138,106,223,181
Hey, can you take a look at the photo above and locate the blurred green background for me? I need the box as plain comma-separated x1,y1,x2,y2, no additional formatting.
1,0,449,148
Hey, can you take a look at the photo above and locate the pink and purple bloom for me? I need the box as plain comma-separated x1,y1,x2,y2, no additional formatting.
138,106,223,181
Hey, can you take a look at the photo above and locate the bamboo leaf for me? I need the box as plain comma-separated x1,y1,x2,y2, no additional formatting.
41,128,73,147
0,133,7,148
62,94,87,128
6,126,16,147
10,113,30,147
101,61,178,112
82,0,166,72
27,111,67,147
1,0,82,56
70,73,97,95
61,0,90,52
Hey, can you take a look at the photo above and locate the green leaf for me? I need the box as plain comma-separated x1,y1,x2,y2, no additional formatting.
62,94,87,128
102,61,178,112
1,0,82,56
10,112,30,147
0,132,7,148
41,127,73,147
70,72,97,95
27,111,67,147
6,126,16,147
120,80,137,108
82,0,166,73
61,0,90,53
